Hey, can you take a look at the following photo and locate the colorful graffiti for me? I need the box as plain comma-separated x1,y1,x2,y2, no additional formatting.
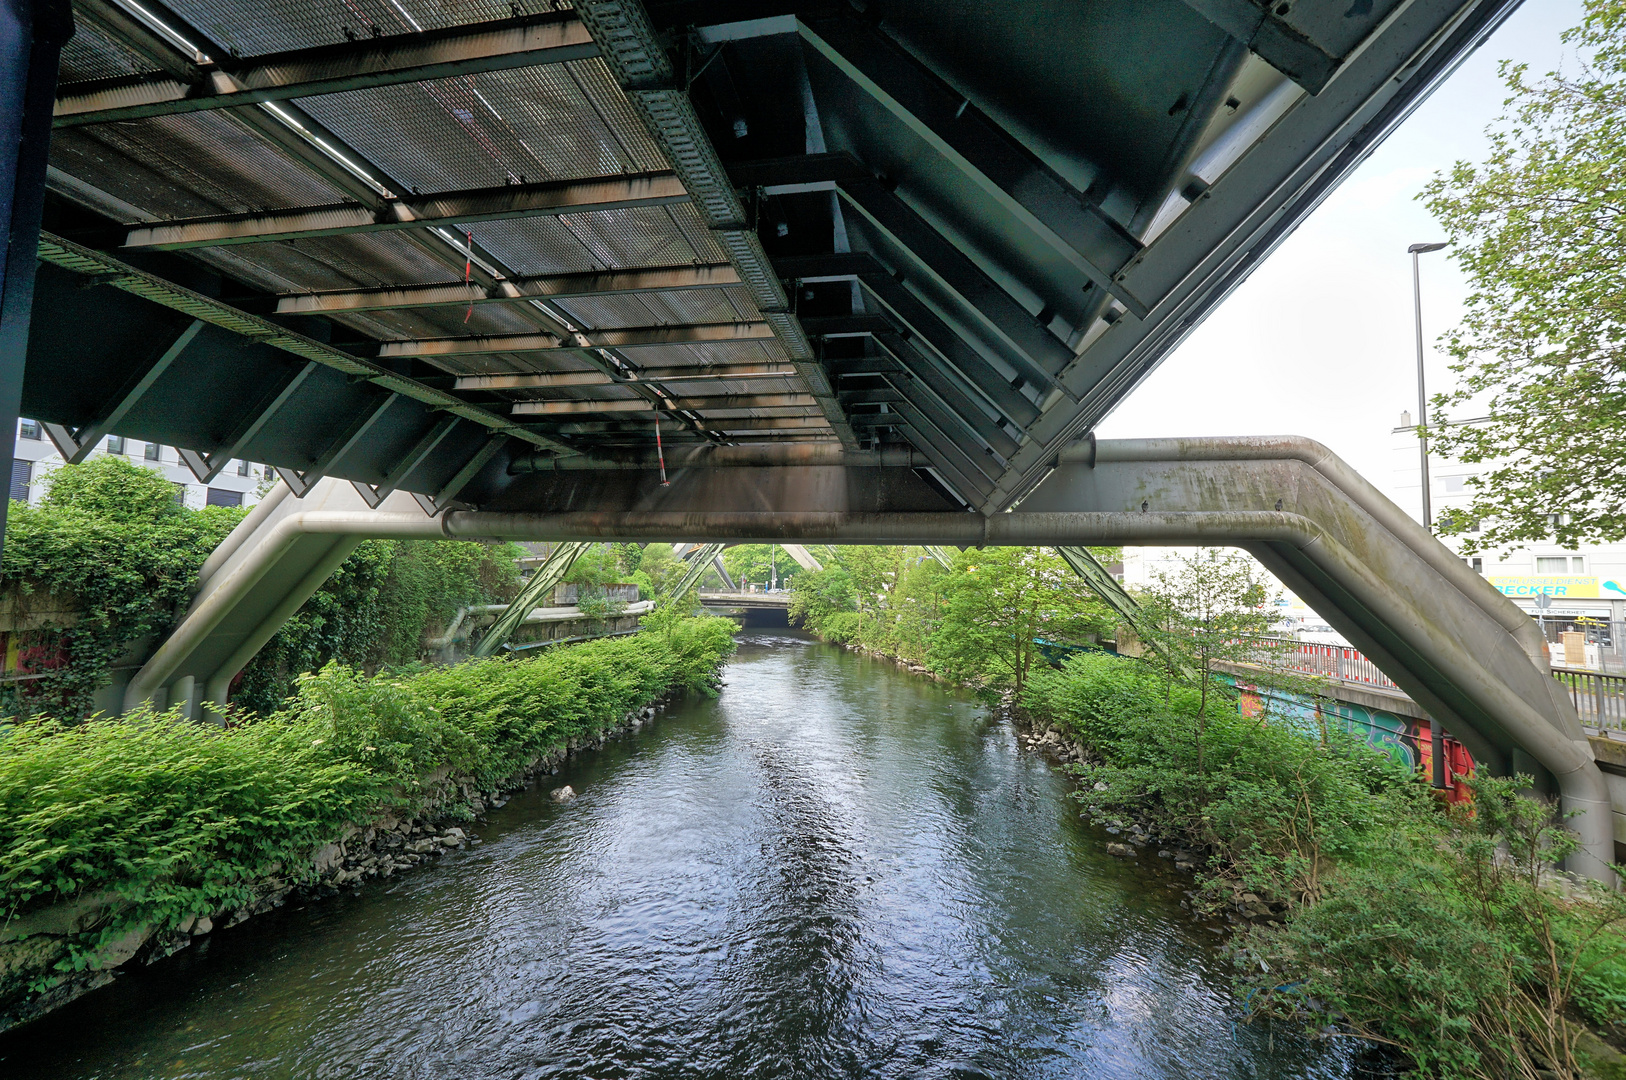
1228,676,1474,803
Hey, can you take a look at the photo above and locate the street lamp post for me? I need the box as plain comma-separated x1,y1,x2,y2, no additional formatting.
1409,242,1448,532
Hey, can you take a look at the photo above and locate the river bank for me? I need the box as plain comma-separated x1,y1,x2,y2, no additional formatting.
801,620,1626,1077
0,617,737,1034
0,631,1355,1079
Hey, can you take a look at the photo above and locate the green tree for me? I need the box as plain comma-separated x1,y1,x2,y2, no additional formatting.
41,454,182,524
1424,0,1626,549
721,543,799,591
638,543,681,594
1,457,243,716
1139,548,1276,772
926,547,1109,694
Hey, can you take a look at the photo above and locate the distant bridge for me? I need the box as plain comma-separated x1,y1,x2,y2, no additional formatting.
698,591,791,611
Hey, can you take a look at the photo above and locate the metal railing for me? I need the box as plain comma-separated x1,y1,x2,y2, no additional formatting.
1250,637,1626,732
1250,636,1403,691
1554,669,1626,731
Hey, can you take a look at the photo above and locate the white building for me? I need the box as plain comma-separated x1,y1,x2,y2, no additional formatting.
1389,412,1626,668
11,418,266,512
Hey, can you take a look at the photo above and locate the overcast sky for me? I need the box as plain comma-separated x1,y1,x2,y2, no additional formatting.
1094,0,1585,498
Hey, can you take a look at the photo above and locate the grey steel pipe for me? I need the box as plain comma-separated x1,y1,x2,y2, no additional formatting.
508,445,927,472
200,534,365,720
195,480,293,584
1070,436,1551,665
124,511,445,710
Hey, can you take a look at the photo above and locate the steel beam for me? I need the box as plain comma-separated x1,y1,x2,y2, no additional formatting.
55,13,598,127
378,321,773,358
414,432,509,515
872,332,1019,459
774,252,1042,426
453,363,796,390
799,313,895,337
1178,0,1341,94
0,0,70,560
123,172,687,250
985,0,1523,512
197,361,320,482
512,392,816,415
471,540,590,657
275,392,399,496
573,0,857,449
539,415,824,436
837,177,1076,374
352,415,460,508
274,263,741,314
798,17,1145,317
38,234,571,453
45,318,204,464
734,155,1078,376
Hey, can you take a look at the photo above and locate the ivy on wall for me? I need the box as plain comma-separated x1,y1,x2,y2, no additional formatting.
0,457,243,717
0,458,525,719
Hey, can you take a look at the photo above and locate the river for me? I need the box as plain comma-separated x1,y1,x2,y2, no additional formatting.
0,632,1358,1079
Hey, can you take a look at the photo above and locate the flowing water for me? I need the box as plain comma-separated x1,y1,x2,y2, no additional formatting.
0,633,1360,1079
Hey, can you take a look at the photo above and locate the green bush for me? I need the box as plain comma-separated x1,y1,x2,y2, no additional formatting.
1,458,244,717
0,617,736,977
1025,650,1626,1078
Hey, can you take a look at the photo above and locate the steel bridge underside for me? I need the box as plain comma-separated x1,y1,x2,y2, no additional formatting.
12,0,1521,516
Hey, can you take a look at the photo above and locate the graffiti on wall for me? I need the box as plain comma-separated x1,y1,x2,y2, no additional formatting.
1228,676,1474,802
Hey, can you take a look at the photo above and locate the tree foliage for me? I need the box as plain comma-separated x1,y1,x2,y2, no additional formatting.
927,547,1110,694
1,457,243,716
789,546,1112,687
1424,0,1626,549
1137,548,1278,769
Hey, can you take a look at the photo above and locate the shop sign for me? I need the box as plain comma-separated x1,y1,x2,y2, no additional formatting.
1490,576,1599,598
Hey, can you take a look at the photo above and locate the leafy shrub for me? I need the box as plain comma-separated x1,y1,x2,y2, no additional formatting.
0,618,736,974
1,459,244,716
1025,650,1626,1078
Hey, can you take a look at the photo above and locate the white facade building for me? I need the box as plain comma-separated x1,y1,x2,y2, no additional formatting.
1388,413,1626,669
11,418,266,512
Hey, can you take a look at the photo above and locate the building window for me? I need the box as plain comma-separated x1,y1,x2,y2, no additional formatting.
172,482,187,505
237,459,251,476
263,464,275,480
145,442,161,460
1442,475,1470,494
9,459,30,502
1573,556,1586,573
206,487,243,508
106,436,125,455
1536,556,1575,574
18,419,40,440
1471,557,1483,574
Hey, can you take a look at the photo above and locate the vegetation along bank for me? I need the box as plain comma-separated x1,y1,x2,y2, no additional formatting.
788,543,1626,1079
0,612,737,1032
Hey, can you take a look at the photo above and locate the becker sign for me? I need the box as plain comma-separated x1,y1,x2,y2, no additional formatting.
1488,576,1600,598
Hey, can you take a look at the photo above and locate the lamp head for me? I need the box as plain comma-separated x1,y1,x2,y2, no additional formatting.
1408,242,1448,254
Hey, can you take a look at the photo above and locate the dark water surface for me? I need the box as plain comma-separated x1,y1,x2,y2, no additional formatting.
1,633,1356,1079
